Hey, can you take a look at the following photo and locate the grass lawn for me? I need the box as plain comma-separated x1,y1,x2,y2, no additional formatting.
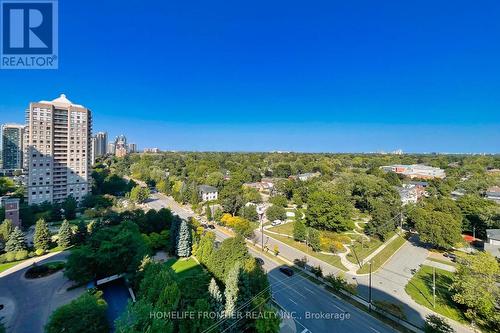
357,235,406,274
405,265,465,323
346,237,383,266
264,232,348,271
267,222,295,236
426,257,457,267
0,259,26,273
49,217,94,227
165,257,210,304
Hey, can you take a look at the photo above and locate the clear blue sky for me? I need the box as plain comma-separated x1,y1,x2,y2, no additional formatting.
1,0,499,153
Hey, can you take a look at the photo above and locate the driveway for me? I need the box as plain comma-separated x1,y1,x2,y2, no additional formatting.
0,252,85,333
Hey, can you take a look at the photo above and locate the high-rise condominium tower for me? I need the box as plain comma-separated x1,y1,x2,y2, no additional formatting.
95,132,107,156
1,124,24,171
26,94,92,205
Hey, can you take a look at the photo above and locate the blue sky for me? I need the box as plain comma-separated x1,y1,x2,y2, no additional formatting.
1,0,499,153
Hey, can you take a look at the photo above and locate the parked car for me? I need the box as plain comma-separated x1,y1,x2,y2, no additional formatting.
255,257,265,266
279,266,294,276
444,252,457,261
207,224,215,229
271,220,282,226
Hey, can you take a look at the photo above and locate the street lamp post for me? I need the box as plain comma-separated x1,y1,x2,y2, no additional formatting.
369,261,372,311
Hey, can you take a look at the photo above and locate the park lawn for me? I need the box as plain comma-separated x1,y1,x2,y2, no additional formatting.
0,259,26,273
405,265,465,323
267,222,295,236
346,236,383,265
346,231,396,265
264,232,348,271
356,235,406,274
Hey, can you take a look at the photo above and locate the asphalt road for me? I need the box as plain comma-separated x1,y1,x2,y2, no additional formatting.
0,252,85,333
146,194,397,333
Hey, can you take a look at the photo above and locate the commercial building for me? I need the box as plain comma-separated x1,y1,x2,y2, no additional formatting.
1,124,25,172
25,94,92,205
198,185,218,202
380,164,446,179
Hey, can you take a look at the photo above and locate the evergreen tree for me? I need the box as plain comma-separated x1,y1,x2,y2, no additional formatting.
206,205,213,221
208,278,224,313
58,219,72,248
73,221,88,245
62,196,77,220
0,218,13,242
293,218,307,242
34,218,51,252
224,262,240,320
176,219,191,257
169,217,180,254
5,227,26,252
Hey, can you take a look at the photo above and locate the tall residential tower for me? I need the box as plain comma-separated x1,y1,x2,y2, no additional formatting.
1,124,24,172
26,94,92,205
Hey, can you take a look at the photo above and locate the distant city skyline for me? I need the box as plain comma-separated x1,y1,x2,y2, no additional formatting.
0,1,499,153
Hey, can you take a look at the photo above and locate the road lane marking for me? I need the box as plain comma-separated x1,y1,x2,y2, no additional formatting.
300,328,309,333
369,326,381,333
288,298,298,305
303,286,315,294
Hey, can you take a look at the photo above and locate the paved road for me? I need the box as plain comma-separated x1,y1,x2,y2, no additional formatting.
146,194,396,333
0,252,85,333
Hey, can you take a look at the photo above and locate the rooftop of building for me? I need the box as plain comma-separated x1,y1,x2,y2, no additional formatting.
487,186,500,193
38,94,85,109
198,185,218,193
486,229,500,241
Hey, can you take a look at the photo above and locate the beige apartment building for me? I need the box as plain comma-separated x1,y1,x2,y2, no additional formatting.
25,94,92,205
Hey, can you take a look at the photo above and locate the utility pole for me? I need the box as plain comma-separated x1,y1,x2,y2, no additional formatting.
432,266,436,308
473,226,476,240
369,261,372,311
257,205,265,252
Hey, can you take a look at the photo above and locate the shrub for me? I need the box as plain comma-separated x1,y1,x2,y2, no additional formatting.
424,314,455,333
293,256,308,268
35,248,45,256
310,265,323,278
324,273,357,295
373,300,406,319
14,250,29,261
4,251,16,262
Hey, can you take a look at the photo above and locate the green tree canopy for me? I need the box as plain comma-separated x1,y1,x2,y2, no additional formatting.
45,292,108,333
451,252,500,330
306,190,354,232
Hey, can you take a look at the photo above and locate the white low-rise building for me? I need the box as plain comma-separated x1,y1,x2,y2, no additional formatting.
198,185,218,202
485,229,500,258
